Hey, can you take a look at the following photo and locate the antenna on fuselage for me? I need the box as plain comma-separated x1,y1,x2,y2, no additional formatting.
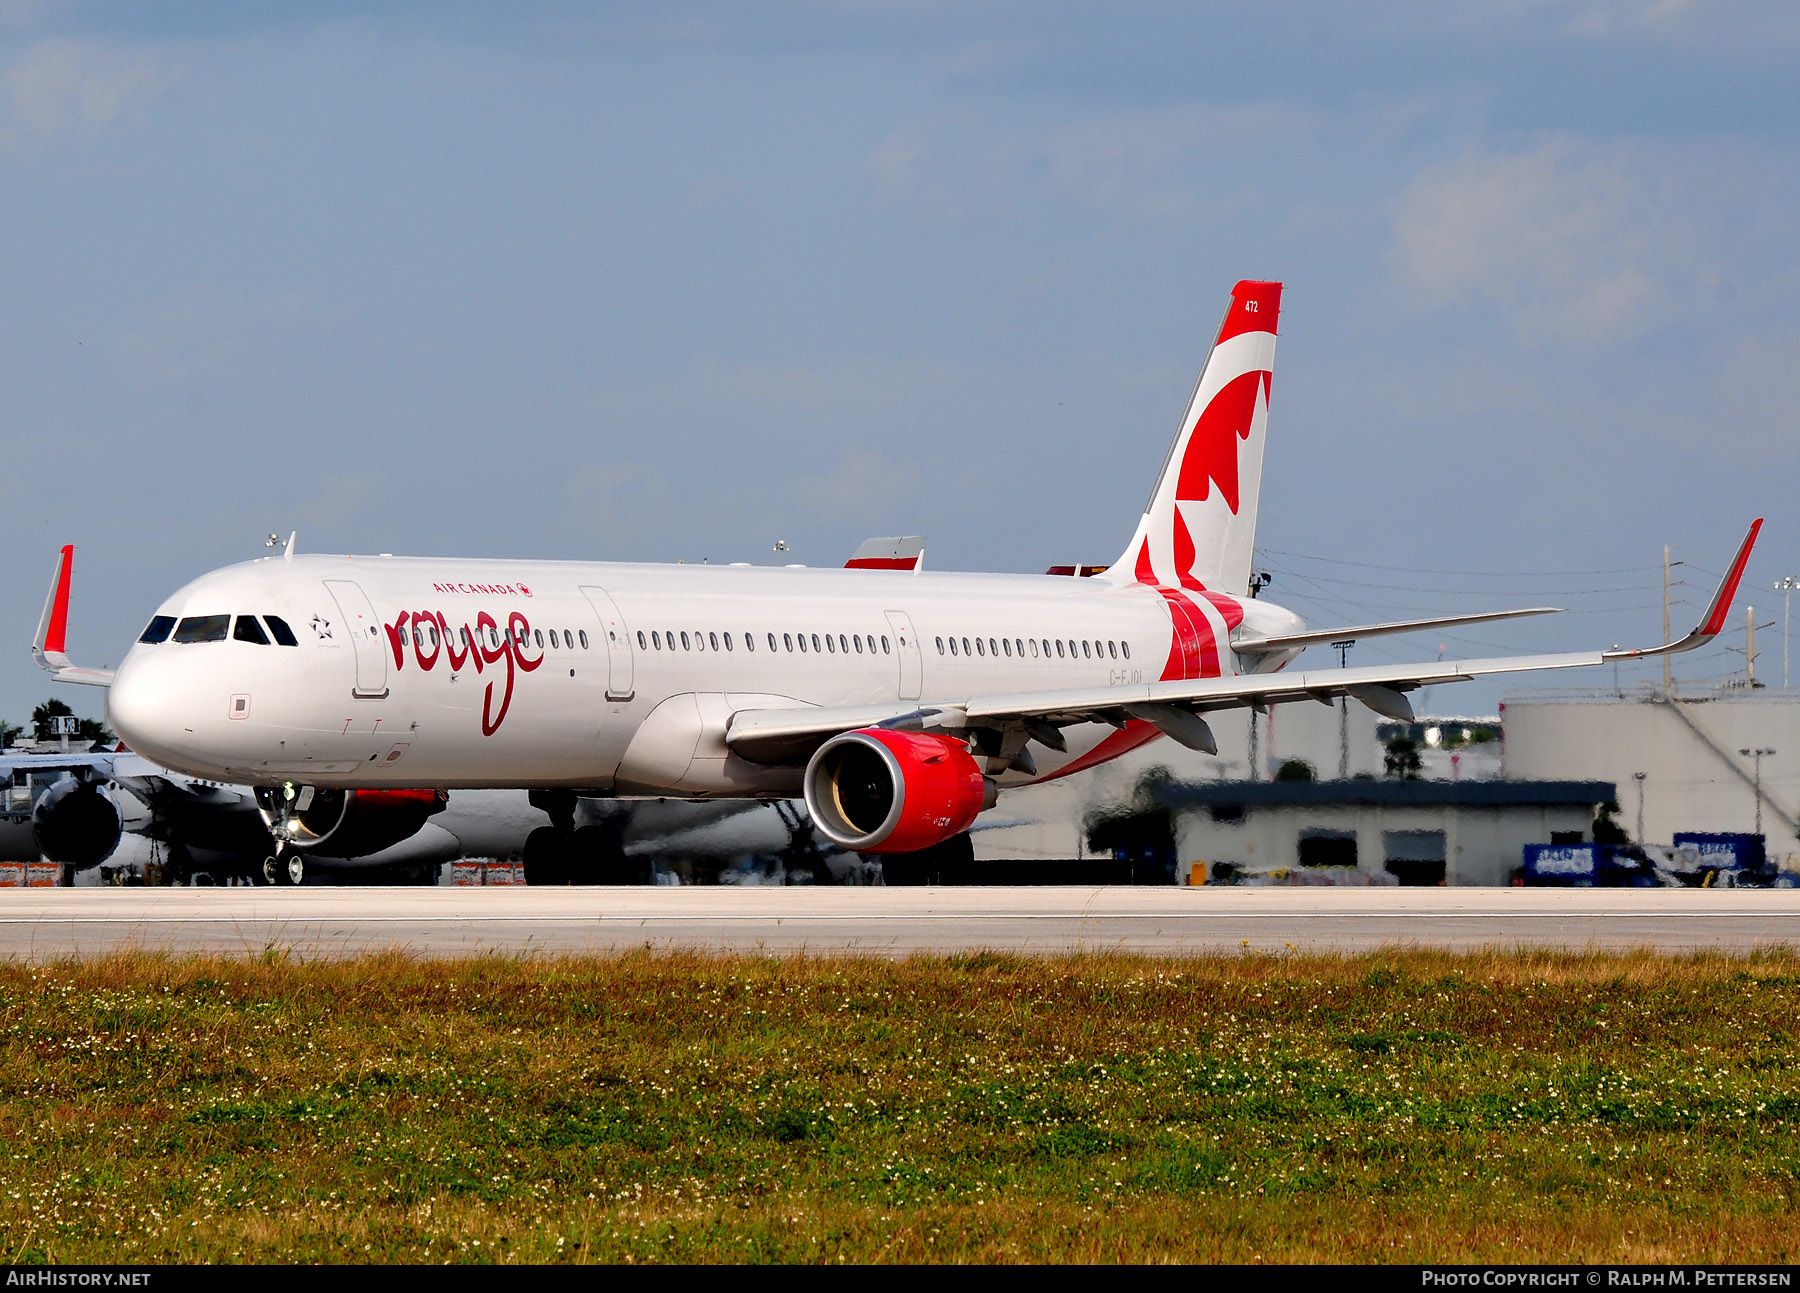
266,531,298,560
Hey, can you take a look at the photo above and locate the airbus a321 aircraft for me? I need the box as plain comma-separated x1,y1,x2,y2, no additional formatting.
37,281,1762,884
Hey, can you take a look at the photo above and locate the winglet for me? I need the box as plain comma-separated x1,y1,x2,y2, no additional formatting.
32,545,115,688
37,544,73,658
1605,519,1763,660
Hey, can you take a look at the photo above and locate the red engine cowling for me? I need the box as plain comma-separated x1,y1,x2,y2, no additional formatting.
254,786,446,858
803,729,988,854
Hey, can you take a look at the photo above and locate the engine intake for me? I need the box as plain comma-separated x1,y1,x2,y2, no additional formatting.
254,785,446,858
803,729,989,854
33,777,122,869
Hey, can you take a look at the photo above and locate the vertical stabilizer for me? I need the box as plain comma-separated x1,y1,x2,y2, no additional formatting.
1110,280,1281,596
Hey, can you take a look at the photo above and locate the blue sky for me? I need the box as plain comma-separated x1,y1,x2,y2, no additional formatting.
4,1,1799,728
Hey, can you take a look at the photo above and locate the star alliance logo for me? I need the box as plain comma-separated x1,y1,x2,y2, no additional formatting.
311,614,333,641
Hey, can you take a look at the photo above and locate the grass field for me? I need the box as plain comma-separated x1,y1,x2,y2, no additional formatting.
2,948,1798,1264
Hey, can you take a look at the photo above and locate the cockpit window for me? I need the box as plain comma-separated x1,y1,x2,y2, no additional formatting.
232,616,270,645
138,615,176,645
171,615,230,643
265,615,299,647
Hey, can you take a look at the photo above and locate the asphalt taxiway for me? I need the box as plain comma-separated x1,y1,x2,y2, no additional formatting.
2,886,1798,960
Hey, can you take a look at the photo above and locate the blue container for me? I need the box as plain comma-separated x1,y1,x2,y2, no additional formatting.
1671,832,1767,872
1523,843,1600,886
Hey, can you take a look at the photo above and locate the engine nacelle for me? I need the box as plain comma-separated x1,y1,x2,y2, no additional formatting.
253,785,447,858
33,777,123,869
803,729,989,854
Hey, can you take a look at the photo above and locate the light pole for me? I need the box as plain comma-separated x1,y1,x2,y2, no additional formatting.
1332,639,1355,779
1633,771,1647,844
1739,747,1776,837
1777,578,1800,689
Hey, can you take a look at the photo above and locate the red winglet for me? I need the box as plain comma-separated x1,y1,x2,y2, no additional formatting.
1699,518,1763,638
44,544,73,656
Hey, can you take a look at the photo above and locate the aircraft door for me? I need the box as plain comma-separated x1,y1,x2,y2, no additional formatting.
885,610,922,701
580,586,635,701
322,579,389,699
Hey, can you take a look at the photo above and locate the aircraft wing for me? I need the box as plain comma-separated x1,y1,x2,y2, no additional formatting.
32,545,115,688
728,519,1761,764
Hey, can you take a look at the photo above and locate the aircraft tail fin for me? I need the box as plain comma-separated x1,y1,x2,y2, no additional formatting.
1109,280,1281,597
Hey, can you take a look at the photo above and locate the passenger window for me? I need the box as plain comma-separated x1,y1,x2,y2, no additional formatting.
651,631,660,650
233,616,270,645
1055,640,1065,658
949,637,958,656
1121,641,1131,660
1015,638,1024,657
975,638,985,657
743,632,752,652
987,637,996,656
575,631,585,650
1107,640,1117,659
838,633,848,654
709,632,719,651
784,633,793,651
936,636,945,654
825,634,835,654
1002,638,1011,657
637,631,647,650
797,633,808,653
172,615,230,644
138,615,176,644
962,637,971,655
853,635,863,654
811,634,821,652
881,636,890,653
1030,639,1039,658
724,632,733,651
680,632,690,650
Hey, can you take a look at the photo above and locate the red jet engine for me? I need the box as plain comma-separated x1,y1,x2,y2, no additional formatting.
802,729,988,854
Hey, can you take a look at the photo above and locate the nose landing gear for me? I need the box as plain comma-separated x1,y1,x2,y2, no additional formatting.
260,848,305,886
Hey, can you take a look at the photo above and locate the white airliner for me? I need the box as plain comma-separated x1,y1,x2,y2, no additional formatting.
36,281,1762,883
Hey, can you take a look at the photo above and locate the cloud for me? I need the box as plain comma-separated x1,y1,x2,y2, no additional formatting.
117,286,341,387
1043,104,1313,221
0,39,179,151
868,100,1344,228
1386,138,1731,345
781,446,918,524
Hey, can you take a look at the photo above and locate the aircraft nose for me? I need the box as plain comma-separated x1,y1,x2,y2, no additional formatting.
106,651,193,765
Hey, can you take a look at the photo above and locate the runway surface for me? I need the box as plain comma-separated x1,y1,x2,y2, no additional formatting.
3,886,1800,959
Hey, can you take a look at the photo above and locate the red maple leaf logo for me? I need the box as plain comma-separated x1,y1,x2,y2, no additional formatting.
1173,369,1270,514
518,584,533,598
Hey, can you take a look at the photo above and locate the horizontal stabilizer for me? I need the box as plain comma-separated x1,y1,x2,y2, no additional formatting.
1234,607,1560,654
846,536,925,571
